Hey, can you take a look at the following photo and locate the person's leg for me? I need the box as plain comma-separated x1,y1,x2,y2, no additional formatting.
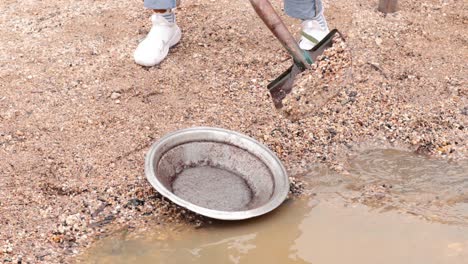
134,0,181,66
284,0,329,50
144,0,177,22
144,0,177,10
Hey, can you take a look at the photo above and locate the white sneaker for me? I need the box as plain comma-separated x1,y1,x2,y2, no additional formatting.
134,13,181,67
299,13,330,50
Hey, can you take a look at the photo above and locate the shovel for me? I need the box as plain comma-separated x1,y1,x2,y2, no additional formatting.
249,0,339,108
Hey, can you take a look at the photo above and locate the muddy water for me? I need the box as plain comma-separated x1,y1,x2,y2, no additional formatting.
82,150,468,263
83,198,468,264
344,149,468,225
348,149,468,195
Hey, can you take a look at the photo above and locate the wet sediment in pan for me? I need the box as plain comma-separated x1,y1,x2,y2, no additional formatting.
172,166,253,211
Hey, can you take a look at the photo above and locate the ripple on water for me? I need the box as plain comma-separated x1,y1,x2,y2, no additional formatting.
346,149,468,225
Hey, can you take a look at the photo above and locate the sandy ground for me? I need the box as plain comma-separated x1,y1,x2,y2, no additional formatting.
1,0,467,262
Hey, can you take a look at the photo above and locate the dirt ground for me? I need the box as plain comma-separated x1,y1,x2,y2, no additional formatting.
0,0,467,263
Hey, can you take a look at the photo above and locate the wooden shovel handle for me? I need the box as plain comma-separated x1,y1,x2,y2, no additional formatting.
249,0,311,69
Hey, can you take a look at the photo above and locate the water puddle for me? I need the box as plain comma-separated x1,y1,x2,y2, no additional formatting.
347,149,468,195
344,149,468,224
82,198,468,263
82,149,468,263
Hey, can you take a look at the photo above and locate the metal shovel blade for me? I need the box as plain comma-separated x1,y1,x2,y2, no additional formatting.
267,64,301,108
309,29,339,61
268,29,339,108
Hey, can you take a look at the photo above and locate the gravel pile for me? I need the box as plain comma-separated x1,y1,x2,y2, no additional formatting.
0,0,466,262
